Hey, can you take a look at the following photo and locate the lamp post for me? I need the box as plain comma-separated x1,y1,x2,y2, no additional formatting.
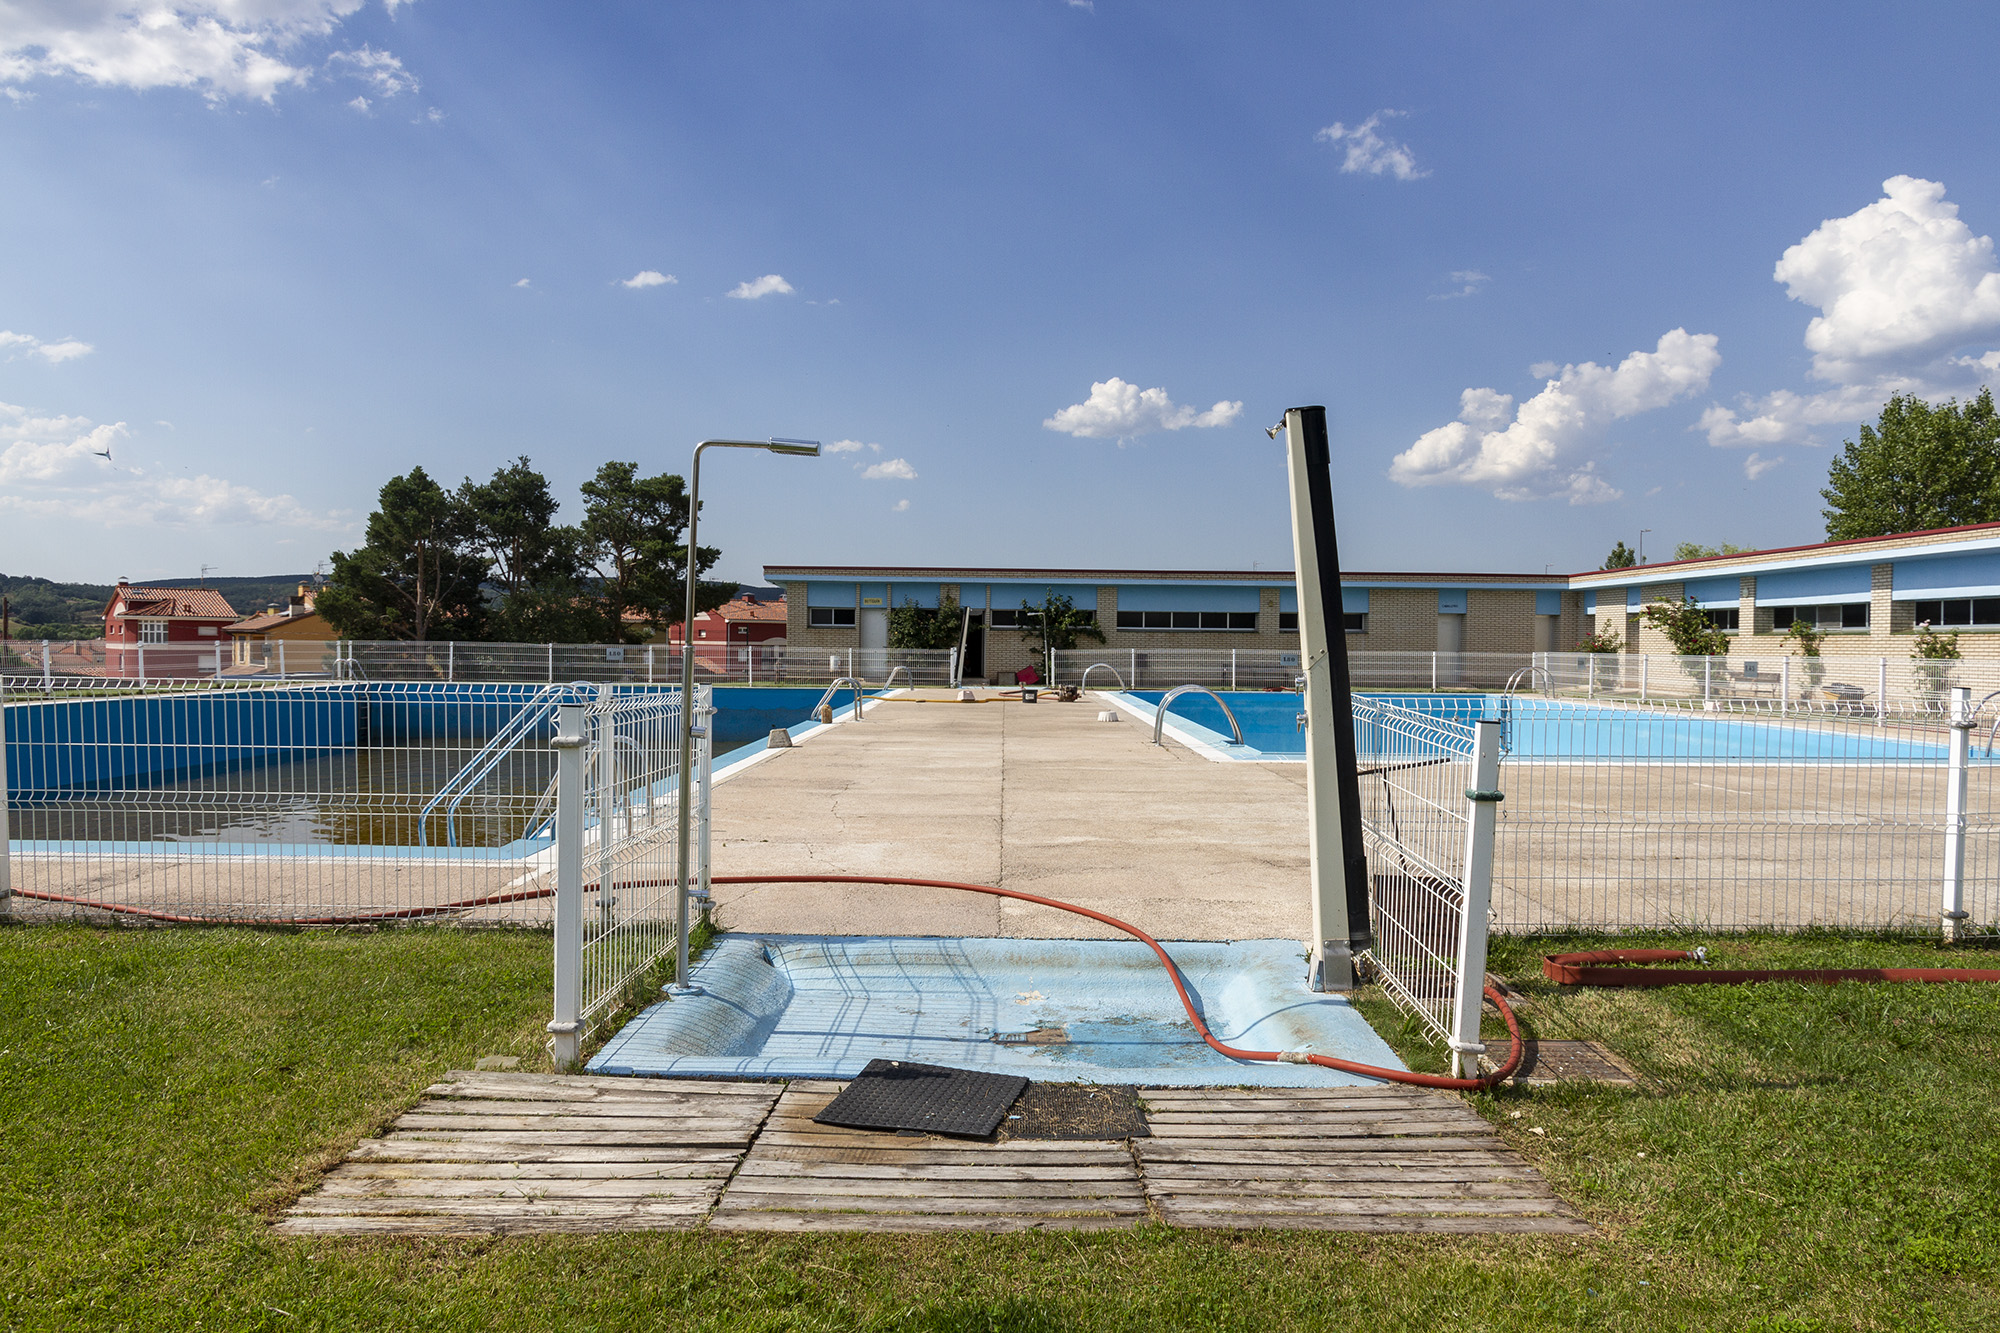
670,437,820,995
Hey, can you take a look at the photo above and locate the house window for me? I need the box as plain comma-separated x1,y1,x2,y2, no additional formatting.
1114,610,1258,631
1910,599,2000,628
1701,608,1740,631
1771,603,1870,630
808,607,856,627
992,608,1095,629
1278,612,1364,632
139,620,168,644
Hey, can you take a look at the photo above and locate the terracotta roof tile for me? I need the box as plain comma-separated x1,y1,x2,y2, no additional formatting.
113,586,239,620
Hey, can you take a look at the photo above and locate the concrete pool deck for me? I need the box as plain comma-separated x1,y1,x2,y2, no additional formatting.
706,688,1313,943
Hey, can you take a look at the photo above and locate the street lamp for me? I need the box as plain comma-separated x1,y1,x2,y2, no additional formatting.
670,437,820,995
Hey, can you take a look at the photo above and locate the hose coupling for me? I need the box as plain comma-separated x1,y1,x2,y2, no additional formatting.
1278,1049,1314,1064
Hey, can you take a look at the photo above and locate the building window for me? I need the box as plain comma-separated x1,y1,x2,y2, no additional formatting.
1771,603,1870,630
1279,612,1297,631
1910,598,2000,628
990,608,1094,629
1276,611,1366,633
1701,608,1740,631
1114,610,1257,631
139,619,168,644
808,607,856,627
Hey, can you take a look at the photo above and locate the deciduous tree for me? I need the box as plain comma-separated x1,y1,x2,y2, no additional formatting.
1822,389,2000,540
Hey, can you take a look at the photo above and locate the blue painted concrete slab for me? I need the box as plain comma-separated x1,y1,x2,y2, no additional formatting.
589,935,1409,1087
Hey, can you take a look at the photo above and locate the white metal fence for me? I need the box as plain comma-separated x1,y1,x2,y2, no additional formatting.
3,637,958,689
1351,697,1502,1075
0,678,712,936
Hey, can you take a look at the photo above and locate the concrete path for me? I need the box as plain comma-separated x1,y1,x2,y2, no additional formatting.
708,691,1313,943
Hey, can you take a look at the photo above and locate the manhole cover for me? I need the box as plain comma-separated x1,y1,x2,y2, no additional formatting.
1000,1083,1149,1141
813,1060,1029,1138
1483,1039,1638,1086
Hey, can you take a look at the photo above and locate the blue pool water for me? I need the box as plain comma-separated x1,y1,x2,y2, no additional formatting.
1127,690,1967,762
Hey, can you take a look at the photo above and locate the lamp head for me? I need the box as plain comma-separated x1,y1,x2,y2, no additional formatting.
766,437,822,457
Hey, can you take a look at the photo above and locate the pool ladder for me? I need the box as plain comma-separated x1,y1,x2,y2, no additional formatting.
1151,684,1247,748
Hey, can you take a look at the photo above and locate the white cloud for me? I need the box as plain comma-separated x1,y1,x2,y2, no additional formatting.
346,93,367,112
622,269,676,289
1700,176,2000,454
326,44,414,97
826,439,877,454
2,86,31,102
1389,328,1721,502
1430,270,1489,301
513,277,531,289
0,2,404,104
0,329,94,364
1315,111,1427,182
1743,452,1784,480
860,458,917,481
892,498,910,512
0,400,347,530
1777,176,2000,383
727,274,793,300
1042,377,1245,440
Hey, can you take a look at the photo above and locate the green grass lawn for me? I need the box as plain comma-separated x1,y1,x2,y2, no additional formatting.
1,922,1996,1332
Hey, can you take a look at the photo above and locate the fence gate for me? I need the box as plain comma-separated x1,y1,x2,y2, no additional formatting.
547,685,712,1065
1352,698,1503,1078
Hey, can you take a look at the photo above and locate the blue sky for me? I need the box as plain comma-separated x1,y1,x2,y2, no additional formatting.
4,2,2000,586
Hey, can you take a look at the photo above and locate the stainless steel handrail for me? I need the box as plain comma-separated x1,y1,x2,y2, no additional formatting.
1079,662,1127,691
882,665,913,688
814,676,868,721
1151,683,1246,747
1503,664,1552,698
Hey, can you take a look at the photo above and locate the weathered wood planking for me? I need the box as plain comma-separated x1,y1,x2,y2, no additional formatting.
1135,1087,1590,1235
711,1085,1148,1234
273,1072,782,1236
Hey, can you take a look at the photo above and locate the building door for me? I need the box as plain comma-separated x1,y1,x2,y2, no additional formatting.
1535,615,1560,652
859,607,888,649
962,612,985,680
1436,613,1466,683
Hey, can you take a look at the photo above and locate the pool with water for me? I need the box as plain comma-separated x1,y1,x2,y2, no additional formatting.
1124,689,1970,762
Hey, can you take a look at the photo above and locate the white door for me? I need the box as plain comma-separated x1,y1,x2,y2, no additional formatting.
859,608,888,649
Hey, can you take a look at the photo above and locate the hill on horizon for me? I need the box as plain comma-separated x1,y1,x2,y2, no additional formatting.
1,572,314,639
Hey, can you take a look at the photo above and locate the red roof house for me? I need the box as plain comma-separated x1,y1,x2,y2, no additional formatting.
662,592,788,674
102,580,240,677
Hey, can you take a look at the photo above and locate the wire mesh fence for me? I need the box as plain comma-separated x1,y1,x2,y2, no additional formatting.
0,679,712,934
1534,650,2000,720
4,637,958,689
1351,697,1478,1048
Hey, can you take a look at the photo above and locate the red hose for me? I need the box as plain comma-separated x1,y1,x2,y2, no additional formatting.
6,884,555,926
1544,948,2000,987
714,873,1524,1091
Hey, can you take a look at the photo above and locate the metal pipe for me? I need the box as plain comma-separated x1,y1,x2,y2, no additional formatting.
1079,662,1127,691
547,702,586,1068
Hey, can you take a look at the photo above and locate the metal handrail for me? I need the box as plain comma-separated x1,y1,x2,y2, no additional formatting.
882,665,912,688
1079,662,1127,691
1503,664,1551,698
418,681,570,846
814,676,868,721
1151,683,1246,747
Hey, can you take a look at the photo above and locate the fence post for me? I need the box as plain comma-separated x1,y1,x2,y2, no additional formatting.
1878,658,1888,726
1943,686,1972,942
1231,649,1238,691
1587,653,1595,699
548,702,587,1068
1431,652,1438,691
1781,656,1790,714
41,640,51,693
277,640,286,678
695,690,715,909
948,648,958,688
1704,657,1712,703
447,641,455,683
0,678,11,915
1130,648,1137,688
1449,719,1504,1079
547,643,554,684
1639,654,1648,702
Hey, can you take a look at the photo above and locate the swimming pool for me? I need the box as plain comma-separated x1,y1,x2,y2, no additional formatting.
1122,690,1972,763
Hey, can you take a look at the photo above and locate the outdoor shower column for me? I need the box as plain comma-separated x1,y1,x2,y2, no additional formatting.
1280,405,1371,992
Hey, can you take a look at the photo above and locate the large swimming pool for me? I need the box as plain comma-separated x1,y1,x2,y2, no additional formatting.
1124,690,1971,762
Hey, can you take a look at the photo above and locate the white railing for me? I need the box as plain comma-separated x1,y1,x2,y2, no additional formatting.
1531,651,2000,721
13,637,959,689
1351,697,1503,1077
1052,648,1539,691
546,686,712,1065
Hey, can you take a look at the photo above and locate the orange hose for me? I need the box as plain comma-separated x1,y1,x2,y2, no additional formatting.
714,873,1523,1090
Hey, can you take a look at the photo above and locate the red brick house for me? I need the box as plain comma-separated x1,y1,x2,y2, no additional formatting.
661,592,788,672
102,581,240,678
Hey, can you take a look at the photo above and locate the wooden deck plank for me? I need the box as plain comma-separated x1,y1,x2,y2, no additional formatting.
346,1141,742,1164
1160,1212,1595,1235
333,1160,739,1180
711,1194,1145,1217
708,1212,1139,1234
722,1176,1146,1200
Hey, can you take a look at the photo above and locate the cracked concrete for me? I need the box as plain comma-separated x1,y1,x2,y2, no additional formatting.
707,690,1314,943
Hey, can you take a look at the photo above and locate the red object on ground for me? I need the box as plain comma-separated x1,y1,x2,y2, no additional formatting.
1013,666,1042,685
1542,948,2000,987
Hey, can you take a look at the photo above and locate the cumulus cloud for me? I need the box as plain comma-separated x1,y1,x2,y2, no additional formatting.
513,277,531,288
1315,111,1427,182
892,498,910,512
0,329,93,363
727,274,793,300
622,269,675,289
1389,329,1721,503
860,458,917,481
1042,378,1244,440
0,1,405,104
1700,177,2000,453
826,439,877,454
1743,452,1784,480
0,400,347,530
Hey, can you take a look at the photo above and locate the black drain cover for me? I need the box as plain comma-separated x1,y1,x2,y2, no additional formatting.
814,1060,1029,1138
